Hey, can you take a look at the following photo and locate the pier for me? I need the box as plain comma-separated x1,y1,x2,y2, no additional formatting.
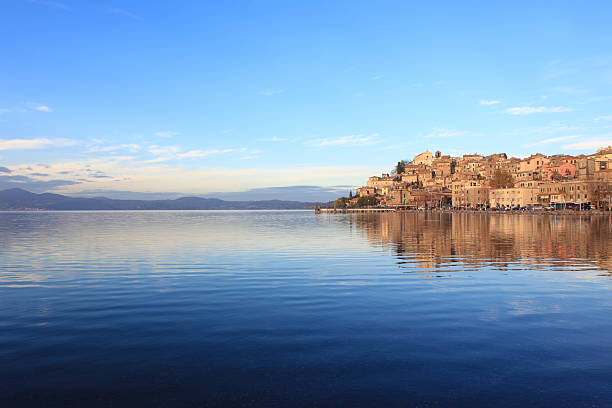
315,207,396,214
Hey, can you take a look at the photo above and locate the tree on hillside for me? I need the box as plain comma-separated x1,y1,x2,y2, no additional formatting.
348,190,353,199
334,197,348,209
391,160,409,175
490,170,515,188
356,196,378,207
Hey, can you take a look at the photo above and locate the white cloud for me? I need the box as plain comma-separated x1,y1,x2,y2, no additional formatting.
89,144,141,153
424,128,466,138
10,159,381,196
479,100,501,105
144,145,237,162
594,114,612,121
562,138,612,150
309,133,380,147
154,131,180,138
504,106,573,115
527,135,581,146
0,138,77,150
259,89,284,96
176,149,234,159
33,105,52,112
147,145,180,156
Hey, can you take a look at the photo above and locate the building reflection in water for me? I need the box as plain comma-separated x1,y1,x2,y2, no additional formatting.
349,212,612,274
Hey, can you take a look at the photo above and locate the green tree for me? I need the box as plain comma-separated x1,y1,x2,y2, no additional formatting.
334,197,347,209
393,160,408,175
348,190,353,199
356,196,378,207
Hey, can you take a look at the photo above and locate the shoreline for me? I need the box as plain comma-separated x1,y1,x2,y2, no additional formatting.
317,207,612,216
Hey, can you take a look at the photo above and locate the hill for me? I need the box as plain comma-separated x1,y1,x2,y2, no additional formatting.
0,188,323,210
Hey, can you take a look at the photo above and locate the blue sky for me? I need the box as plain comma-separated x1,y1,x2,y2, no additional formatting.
1,1,612,199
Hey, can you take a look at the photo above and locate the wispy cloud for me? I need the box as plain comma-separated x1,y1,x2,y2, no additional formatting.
424,128,466,138
145,145,236,162
0,138,77,150
595,114,612,121
108,8,142,20
4,159,381,196
27,0,70,11
504,106,573,115
370,75,383,80
526,135,581,147
148,145,180,156
259,89,284,96
33,105,52,112
563,137,612,150
154,131,180,138
239,149,262,159
480,100,501,106
0,166,11,173
308,133,380,147
88,144,141,153
176,149,233,159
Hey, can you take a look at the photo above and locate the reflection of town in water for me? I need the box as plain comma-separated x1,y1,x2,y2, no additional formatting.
350,212,612,273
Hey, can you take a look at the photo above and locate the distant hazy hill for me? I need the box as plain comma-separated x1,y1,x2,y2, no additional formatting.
0,188,323,210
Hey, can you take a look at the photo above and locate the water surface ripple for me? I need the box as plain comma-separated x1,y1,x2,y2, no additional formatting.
0,211,611,407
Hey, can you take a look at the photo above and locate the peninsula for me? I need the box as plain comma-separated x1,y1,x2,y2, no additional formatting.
334,146,612,211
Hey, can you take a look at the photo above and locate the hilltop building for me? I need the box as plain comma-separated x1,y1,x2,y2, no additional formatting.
350,147,612,209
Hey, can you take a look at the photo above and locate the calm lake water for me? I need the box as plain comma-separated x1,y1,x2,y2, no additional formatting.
1,211,611,407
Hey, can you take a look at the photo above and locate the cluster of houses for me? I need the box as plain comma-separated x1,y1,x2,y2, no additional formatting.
354,146,612,209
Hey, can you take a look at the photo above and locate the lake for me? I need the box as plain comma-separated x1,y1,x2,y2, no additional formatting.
1,211,611,407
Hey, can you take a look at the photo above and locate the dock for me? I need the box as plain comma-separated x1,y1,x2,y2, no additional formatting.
315,207,396,214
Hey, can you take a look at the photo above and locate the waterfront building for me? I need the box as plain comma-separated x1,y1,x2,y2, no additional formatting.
451,180,489,208
351,147,612,209
489,187,540,207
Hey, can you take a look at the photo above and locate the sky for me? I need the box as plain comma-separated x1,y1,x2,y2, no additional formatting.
1,0,612,200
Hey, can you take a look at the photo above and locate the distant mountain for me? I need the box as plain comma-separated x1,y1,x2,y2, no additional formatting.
0,188,325,210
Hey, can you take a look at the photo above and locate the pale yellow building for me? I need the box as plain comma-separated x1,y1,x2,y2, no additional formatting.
451,180,489,207
537,181,591,205
489,187,539,207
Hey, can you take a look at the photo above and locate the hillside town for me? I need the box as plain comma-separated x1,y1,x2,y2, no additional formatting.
338,146,612,210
